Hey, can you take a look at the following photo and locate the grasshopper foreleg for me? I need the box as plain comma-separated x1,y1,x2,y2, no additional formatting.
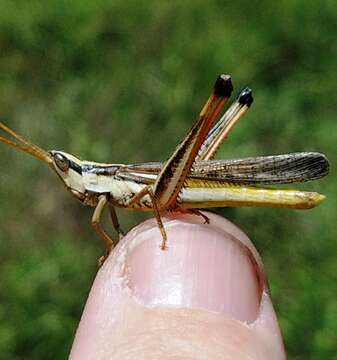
92,195,115,266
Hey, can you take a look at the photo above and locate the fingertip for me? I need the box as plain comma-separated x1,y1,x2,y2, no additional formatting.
125,215,261,322
71,214,286,359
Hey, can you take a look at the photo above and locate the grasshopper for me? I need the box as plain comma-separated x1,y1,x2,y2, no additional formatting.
0,75,329,265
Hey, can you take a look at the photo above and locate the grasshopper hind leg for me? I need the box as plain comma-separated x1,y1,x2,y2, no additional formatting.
124,186,168,250
173,208,210,224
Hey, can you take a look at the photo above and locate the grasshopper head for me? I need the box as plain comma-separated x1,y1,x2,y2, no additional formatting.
49,150,86,201
0,122,86,202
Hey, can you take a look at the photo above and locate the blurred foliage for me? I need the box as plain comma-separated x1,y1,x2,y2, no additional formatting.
0,0,336,358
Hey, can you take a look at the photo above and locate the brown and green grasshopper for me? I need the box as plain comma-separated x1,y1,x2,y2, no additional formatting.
0,75,329,264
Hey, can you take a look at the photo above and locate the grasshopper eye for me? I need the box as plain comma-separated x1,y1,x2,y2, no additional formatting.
54,153,70,172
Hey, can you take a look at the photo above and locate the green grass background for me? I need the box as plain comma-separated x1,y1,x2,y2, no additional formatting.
0,1,336,358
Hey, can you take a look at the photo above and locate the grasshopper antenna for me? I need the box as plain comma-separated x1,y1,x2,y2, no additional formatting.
0,122,52,164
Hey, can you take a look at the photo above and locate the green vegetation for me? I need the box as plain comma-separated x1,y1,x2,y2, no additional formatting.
0,1,336,358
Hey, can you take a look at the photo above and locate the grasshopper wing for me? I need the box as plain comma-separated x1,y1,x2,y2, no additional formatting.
117,152,329,185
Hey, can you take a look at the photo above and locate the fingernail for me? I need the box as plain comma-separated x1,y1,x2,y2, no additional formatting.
125,218,262,323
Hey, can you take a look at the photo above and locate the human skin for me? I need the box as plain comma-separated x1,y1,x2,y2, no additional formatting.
70,212,286,359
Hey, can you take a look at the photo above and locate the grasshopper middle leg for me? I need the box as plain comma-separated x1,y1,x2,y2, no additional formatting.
108,203,124,240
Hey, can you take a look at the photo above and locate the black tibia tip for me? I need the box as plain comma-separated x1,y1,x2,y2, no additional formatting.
237,87,253,106
213,74,233,97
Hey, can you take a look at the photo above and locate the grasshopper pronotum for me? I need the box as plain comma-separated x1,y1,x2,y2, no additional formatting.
0,75,329,265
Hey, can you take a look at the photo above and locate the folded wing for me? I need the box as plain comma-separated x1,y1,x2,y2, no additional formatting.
117,152,329,185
